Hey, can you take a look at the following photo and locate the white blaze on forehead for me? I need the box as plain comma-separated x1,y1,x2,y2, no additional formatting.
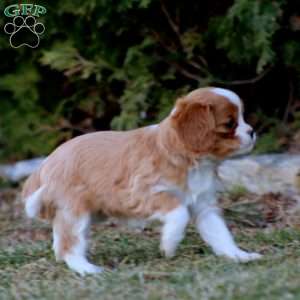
211,87,246,125
211,88,242,112
211,88,254,154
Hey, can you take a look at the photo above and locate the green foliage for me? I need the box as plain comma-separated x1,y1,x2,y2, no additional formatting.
0,0,299,161
0,62,62,160
211,0,283,73
291,112,300,130
254,131,283,154
252,111,288,154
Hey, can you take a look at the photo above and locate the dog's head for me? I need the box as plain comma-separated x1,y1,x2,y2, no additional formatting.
170,87,255,159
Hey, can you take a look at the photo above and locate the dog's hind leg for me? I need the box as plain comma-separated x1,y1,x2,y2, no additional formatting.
53,209,102,275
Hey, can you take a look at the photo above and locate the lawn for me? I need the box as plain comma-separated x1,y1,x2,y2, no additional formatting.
1,185,300,300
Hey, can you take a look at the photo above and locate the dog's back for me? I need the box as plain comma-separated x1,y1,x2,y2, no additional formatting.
22,128,156,220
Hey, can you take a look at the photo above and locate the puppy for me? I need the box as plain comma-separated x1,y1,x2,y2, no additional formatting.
22,87,261,275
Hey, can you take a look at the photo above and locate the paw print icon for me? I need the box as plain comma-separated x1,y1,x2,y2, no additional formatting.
4,16,45,48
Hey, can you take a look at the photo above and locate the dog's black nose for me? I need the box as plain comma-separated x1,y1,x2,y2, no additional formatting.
248,129,255,139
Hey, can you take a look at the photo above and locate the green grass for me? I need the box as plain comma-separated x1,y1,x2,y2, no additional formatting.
1,189,300,300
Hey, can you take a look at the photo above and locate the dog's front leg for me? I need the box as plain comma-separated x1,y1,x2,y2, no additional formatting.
160,205,190,257
192,204,262,262
148,193,190,258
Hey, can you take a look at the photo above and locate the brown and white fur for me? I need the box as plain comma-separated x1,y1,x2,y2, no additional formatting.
22,87,262,275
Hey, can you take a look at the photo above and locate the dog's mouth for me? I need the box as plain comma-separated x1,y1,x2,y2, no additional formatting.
233,141,255,157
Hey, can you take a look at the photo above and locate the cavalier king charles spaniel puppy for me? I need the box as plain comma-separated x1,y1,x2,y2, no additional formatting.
22,87,262,275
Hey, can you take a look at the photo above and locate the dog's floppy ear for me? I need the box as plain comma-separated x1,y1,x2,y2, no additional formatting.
171,98,216,154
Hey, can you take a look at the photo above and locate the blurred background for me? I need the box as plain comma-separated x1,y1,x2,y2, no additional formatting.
0,0,300,163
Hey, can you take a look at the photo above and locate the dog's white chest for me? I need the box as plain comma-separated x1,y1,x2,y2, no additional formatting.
151,160,217,208
185,160,217,205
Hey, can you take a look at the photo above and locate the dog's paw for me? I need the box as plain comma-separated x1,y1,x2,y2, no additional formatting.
218,249,262,263
73,262,103,276
65,254,103,276
160,244,176,258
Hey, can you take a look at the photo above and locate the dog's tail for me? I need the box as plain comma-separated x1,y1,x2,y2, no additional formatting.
22,169,47,219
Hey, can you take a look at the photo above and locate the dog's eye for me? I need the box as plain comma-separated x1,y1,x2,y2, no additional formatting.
225,119,236,130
